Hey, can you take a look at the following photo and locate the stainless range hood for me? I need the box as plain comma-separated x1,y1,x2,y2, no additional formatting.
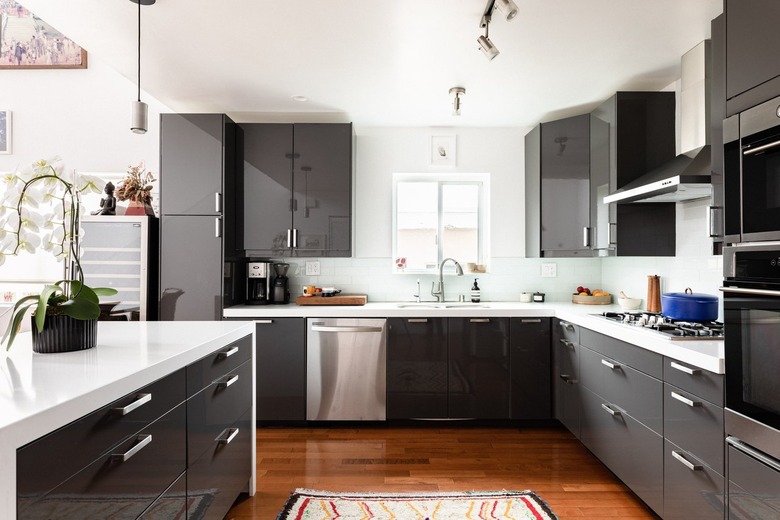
603,145,712,204
604,41,712,205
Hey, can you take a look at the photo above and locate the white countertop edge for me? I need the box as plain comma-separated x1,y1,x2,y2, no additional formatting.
225,302,724,374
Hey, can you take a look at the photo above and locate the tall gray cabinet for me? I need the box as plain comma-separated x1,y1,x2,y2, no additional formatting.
159,113,244,320
242,123,353,257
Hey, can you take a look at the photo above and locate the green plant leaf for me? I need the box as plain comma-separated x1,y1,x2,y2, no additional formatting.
2,295,38,348
58,298,100,321
92,287,119,297
35,284,64,333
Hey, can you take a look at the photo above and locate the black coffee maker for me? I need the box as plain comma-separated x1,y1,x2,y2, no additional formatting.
246,261,272,305
271,263,290,304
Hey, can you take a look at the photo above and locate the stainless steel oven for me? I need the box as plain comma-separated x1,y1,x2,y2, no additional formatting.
733,94,780,243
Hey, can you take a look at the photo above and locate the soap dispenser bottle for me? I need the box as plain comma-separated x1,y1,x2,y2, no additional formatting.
471,278,481,303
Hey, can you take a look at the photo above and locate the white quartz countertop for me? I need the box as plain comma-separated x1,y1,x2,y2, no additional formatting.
225,301,724,374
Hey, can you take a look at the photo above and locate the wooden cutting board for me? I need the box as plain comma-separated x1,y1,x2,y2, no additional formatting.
295,294,367,306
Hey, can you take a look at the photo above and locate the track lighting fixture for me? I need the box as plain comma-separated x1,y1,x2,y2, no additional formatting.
130,0,156,134
449,87,466,116
477,0,518,61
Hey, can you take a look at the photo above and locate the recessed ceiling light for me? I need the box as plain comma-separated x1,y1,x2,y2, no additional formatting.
292,95,309,102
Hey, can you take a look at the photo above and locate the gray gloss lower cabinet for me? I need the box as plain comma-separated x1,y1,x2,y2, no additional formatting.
664,440,724,520
552,319,581,437
510,317,551,420
387,317,448,419
448,317,510,419
256,318,306,421
727,444,780,519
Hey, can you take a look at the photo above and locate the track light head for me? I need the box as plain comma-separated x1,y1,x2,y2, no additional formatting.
477,34,499,61
449,87,466,116
494,0,519,21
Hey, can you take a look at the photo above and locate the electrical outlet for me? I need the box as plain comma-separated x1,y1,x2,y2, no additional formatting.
541,263,557,278
305,261,321,276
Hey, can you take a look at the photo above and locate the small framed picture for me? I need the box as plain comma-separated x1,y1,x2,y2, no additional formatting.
429,134,456,166
0,110,11,154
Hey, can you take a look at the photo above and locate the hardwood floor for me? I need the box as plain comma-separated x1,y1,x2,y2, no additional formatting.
227,423,660,519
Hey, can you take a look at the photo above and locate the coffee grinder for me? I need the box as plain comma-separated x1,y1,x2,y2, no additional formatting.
271,262,290,304
247,261,272,305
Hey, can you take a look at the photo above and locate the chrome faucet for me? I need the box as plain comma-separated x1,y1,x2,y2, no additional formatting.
431,258,464,302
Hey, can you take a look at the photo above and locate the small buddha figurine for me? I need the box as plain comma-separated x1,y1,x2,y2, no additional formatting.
92,181,117,215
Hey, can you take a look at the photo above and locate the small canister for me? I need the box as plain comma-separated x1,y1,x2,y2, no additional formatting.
533,292,545,303
520,292,532,303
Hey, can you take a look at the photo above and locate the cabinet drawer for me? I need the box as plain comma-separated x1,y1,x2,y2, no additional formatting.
138,471,187,519
663,357,724,406
188,407,252,520
664,440,725,520
554,318,579,345
580,346,662,433
187,334,252,396
18,403,187,520
580,387,663,516
727,443,780,519
664,383,724,474
580,328,663,379
187,359,252,465
17,368,185,500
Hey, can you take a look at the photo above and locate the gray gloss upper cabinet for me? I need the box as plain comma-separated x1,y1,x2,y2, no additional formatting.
725,0,780,116
526,114,611,258
243,123,353,257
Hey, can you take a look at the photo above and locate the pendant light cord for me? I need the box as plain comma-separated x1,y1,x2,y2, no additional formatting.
136,0,141,102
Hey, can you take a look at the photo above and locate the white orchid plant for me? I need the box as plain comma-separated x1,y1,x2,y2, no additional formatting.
0,158,117,350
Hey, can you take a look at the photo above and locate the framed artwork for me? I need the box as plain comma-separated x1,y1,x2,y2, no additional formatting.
0,1,87,69
429,134,456,166
0,110,11,154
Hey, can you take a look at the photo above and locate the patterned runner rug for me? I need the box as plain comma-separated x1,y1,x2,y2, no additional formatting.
277,489,558,519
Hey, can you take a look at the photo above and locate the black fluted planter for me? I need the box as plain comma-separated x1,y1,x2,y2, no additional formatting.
30,315,98,354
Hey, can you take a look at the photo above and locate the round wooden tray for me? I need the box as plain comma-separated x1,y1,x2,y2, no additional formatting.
572,294,612,305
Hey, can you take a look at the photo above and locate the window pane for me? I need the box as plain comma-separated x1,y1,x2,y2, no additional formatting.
396,182,438,270
442,184,479,265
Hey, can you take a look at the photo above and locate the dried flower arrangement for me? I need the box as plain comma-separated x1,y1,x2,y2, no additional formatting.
116,162,155,204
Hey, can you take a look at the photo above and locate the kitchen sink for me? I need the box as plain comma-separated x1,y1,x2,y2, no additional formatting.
395,303,491,309
443,304,490,308
396,304,441,308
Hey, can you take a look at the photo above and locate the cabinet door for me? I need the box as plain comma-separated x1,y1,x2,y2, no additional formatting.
256,318,306,421
510,317,551,420
552,319,580,437
161,114,225,216
448,317,509,419
292,123,353,257
160,215,222,320
387,317,448,419
242,123,294,255
540,114,591,255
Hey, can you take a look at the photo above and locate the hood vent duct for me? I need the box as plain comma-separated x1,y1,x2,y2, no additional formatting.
604,41,712,205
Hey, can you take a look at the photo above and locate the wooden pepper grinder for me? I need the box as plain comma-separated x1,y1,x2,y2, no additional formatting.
647,275,661,313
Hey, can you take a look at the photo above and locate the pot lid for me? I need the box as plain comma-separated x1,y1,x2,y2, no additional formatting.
662,288,718,302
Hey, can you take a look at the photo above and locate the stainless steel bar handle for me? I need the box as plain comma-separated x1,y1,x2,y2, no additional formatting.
708,206,723,238
215,192,222,212
601,359,620,370
583,227,591,248
601,403,621,416
559,374,577,384
743,138,780,156
217,374,239,388
217,346,239,359
559,321,575,331
255,319,274,324
672,450,702,471
608,222,617,246
215,217,221,238
287,229,292,247
407,318,429,323
670,361,701,376
311,324,383,333
470,318,490,323
293,229,298,248
559,339,574,348
727,436,780,473
521,318,542,323
671,391,701,407
216,427,240,445
114,393,151,416
720,286,780,297
112,434,152,462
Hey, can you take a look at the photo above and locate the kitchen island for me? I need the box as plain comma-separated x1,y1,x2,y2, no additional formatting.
0,320,255,519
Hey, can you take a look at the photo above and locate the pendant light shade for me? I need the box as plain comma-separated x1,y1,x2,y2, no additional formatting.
130,0,155,134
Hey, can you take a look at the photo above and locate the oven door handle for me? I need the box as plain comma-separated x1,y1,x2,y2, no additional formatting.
726,436,780,473
743,138,780,156
719,286,780,297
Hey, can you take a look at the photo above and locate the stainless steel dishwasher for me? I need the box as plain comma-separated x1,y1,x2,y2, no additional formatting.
306,318,387,420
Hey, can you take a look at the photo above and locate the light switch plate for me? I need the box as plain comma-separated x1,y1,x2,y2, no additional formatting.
305,261,321,276
541,263,557,278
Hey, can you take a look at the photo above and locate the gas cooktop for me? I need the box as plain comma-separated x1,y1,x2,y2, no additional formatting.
595,311,724,341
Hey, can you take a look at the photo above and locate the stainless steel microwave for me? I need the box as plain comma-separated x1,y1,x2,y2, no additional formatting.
724,94,780,244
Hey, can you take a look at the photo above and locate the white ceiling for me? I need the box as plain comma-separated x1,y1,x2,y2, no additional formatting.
17,0,723,128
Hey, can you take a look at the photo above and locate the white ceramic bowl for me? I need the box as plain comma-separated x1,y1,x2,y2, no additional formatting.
618,297,642,310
